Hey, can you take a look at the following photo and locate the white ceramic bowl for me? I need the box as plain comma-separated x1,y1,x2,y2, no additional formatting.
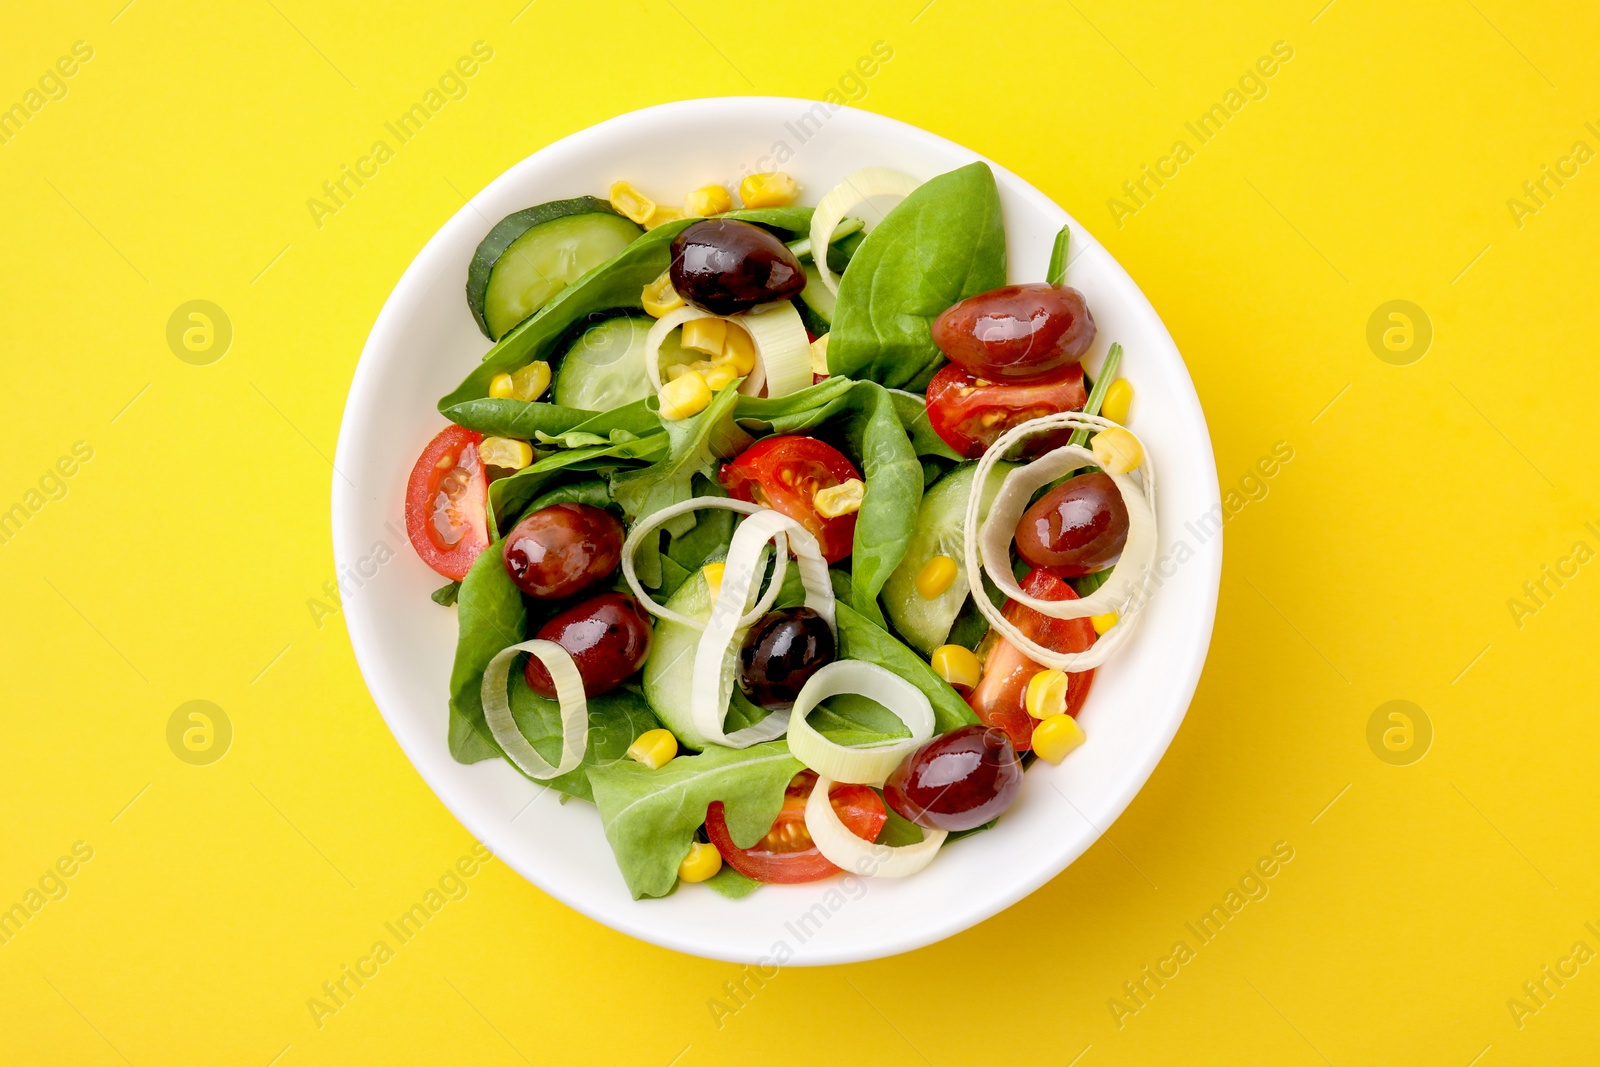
333,97,1221,965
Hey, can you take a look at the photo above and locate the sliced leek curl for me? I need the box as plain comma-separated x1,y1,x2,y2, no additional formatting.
965,411,1158,672
805,775,948,878
785,660,934,784
481,639,588,779
642,300,812,400
808,167,923,296
620,496,780,627
690,508,835,749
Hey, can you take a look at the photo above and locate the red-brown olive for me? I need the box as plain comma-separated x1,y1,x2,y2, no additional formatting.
502,503,625,599
669,219,805,315
738,607,835,710
1013,472,1129,576
932,283,1096,380
882,724,1023,831
524,592,652,698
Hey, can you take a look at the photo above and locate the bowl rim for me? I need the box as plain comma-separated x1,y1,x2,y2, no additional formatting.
333,95,1222,965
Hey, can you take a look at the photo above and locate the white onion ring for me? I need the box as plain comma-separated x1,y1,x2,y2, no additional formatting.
481,639,588,779
964,412,1158,672
805,776,948,878
809,167,924,295
690,509,835,749
785,661,934,784
621,496,787,628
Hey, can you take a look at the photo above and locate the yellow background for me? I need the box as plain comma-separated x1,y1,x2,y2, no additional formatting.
3,0,1597,1063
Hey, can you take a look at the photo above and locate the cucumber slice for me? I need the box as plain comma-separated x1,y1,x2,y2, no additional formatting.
798,263,835,326
881,461,1014,655
551,315,656,411
467,198,643,340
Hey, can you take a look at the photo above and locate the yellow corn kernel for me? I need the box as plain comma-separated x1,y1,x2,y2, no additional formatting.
1102,378,1134,424
813,478,865,518
809,333,830,376
609,180,656,225
488,372,515,399
685,184,732,217
1091,611,1119,635
645,205,685,230
509,360,551,402
740,171,800,208
1031,713,1086,764
1091,426,1143,473
930,644,982,689
702,562,725,599
627,728,679,770
723,323,756,374
678,841,723,883
658,370,712,421
916,555,958,599
682,317,727,357
478,436,533,471
703,363,738,391
1025,669,1069,720
642,271,684,317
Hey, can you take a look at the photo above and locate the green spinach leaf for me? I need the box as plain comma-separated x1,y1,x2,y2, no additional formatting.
587,741,803,899
504,673,662,802
826,162,1007,389
835,601,978,734
448,539,527,764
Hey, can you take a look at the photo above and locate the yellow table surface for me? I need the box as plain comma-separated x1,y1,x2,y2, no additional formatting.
4,1,1598,1063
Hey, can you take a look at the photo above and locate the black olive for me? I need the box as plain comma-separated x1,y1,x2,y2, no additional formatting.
669,219,806,315
737,607,835,710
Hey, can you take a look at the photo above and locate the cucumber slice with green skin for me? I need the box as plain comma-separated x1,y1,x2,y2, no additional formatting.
551,315,657,412
467,198,643,340
881,461,1015,655
798,262,835,326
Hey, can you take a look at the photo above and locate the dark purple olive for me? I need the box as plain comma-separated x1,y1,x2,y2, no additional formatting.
525,592,652,698
502,503,624,599
1013,471,1129,576
669,219,805,315
882,725,1023,831
738,607,835,710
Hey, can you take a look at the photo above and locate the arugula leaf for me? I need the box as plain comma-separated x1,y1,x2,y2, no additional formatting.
611,384,751,587
704,865,762,899
504,673,662,802
587,741,803,899
431,581,461,607
835,601,978,734
448,539,528,764
826,162,1007,390
487,439,662,537
439,208,815,428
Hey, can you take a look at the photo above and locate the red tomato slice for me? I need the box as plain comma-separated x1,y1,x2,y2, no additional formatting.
967,569,1096,751
718,435,862,563
404,424,489,580
705,770,886,884
925,362,1088,459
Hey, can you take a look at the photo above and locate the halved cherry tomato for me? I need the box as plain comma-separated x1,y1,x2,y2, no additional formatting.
718,436,861,562
704,770,886,883
924,362,1088,459
967,569,1096,751
404,424,488,580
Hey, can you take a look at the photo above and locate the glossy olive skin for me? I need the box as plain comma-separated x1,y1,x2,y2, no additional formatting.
932,283,1096,380
882,725,1023,831
524,592,653,698
1014,472,1129,576
738,607,836,710
669,219,805,315
502,503,624,599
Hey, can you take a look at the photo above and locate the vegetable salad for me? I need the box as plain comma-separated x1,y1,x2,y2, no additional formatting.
403,162,1157,898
